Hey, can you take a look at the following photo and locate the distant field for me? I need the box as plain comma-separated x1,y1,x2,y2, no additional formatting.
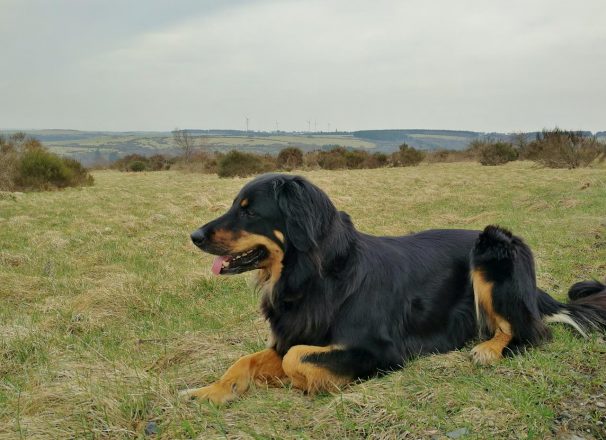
37,133,379,165
1,163,605,438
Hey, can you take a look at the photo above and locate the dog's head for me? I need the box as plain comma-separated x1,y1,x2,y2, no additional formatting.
191,173,337,275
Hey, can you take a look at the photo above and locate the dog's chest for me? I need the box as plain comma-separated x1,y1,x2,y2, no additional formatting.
263,300,331,356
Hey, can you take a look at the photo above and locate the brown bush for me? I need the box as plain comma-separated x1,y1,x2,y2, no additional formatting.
111,154,175,172
217,150,275,178
523,128,605,168
424,149,474,163
317,147,348,170
303,151,320,169
477,141,518,166
148,154,174,171
277,147,304,170
171,150,221,174
309,147,385,170
365,152,389,168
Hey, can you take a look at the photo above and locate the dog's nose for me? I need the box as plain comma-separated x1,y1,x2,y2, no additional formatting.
190,228,208,247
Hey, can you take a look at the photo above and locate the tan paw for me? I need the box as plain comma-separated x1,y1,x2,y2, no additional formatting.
179,382,237,405
471,342,503,365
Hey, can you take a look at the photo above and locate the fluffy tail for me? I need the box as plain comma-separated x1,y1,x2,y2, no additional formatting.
541,278,606,337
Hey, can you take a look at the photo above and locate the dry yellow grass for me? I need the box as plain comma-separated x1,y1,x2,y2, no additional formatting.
1,162,605,439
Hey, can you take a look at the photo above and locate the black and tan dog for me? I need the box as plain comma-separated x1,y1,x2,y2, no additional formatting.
182,173,606,404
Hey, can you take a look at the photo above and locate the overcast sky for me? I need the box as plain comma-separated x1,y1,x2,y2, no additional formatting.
1,0,605,132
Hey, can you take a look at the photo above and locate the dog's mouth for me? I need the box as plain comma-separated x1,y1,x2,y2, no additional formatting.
211,246,269,275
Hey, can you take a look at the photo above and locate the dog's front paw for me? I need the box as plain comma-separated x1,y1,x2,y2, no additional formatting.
471,341,503,365
179,382,238,405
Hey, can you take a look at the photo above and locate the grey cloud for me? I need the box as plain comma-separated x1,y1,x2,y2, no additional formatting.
1,0,605,132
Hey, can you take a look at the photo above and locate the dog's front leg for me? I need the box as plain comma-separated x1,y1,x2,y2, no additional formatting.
282,345,354,394
180,348,285,404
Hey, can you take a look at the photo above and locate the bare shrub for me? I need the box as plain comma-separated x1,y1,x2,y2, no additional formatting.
0,133,93,191
523,128,605,168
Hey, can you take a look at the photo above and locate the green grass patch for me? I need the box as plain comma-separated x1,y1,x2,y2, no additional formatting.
0,163,605,438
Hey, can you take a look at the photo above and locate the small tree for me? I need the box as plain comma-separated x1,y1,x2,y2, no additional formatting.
511,132,529,155
172,128,195,159
391,143,425,167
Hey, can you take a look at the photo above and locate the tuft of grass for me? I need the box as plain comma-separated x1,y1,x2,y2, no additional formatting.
0,163,605,438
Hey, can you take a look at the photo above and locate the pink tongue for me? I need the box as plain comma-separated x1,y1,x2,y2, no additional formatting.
211,256,229,275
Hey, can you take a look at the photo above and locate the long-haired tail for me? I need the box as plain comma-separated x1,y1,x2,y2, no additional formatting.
540,278,606,337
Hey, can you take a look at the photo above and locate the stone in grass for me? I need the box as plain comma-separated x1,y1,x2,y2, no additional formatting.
446,427,469,439
144,421,158,436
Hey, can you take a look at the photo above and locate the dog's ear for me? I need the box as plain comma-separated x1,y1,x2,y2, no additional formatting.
274,176,334,253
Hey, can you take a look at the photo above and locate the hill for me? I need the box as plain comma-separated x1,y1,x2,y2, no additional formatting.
1,129,604,165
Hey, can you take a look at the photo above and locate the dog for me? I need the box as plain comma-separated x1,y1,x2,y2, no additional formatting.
182,173,606,404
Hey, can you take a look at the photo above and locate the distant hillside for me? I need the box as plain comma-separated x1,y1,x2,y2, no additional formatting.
353,129,531,151
2,128,604,165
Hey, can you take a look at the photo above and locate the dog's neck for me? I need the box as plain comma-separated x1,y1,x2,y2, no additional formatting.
273,210,358,298
260,211,359,354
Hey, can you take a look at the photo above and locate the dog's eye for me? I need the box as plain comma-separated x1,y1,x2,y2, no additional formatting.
241,207,257,218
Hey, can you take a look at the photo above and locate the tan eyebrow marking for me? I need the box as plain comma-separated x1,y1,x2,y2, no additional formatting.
240,198,249,208
273,230,284,243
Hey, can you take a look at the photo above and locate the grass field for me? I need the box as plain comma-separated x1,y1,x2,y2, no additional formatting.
1,163,605,439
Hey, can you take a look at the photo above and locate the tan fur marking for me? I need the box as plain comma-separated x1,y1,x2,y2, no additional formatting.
471,320,513,365
240,198,249,207
212,229,236,246
472,269,497,332
471,269,514,365
181,349,285,404
233,231,284,291
282,345,352,394
211,230,284,285
273,229,285,243
212,229,285,302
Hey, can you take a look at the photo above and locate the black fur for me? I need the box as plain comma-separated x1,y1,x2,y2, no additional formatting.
568,279,606,301
191,174,606,381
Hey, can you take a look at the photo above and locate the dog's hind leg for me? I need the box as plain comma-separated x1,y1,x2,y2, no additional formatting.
470,226,551,365
180,348,286,404
282,345,356,394
471,270,513,365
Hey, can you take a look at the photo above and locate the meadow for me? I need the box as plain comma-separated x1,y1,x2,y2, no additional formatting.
1,162,605,439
